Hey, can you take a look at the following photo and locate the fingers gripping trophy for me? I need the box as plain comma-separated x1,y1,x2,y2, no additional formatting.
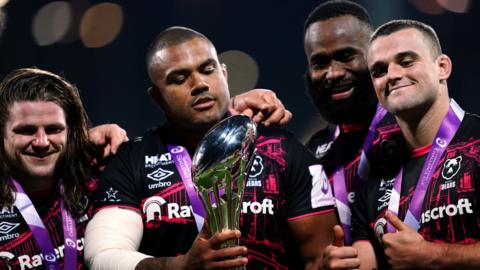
192,115,257,268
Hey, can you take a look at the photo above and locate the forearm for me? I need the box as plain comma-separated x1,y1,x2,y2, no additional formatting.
428,241,480,269
288,212,338,269
85,207,151,270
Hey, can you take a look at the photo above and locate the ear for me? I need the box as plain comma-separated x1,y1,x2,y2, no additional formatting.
147,86,165,108
221,63,228,80
437,54,452,81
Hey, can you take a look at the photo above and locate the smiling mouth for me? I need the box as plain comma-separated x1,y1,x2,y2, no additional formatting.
329,84,354,101
25,152,54,159
387,83,413,96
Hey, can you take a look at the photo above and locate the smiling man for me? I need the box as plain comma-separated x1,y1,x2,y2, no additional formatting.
303,2,400,254
324,19,480,270
0,68,129,270
85,26,337,270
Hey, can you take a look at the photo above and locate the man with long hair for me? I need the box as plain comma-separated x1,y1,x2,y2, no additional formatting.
0,68,129,269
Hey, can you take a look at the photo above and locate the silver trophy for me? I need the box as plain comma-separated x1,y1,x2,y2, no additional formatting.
192,115,257,257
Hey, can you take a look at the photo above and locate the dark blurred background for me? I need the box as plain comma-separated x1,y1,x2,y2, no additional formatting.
0,0,478,141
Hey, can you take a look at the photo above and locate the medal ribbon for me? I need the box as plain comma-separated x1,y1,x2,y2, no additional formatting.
386,100,464,232
12,180,77,270
168,145,205,232
332,103,387,244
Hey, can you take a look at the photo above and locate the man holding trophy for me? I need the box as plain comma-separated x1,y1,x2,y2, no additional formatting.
84,26,337,270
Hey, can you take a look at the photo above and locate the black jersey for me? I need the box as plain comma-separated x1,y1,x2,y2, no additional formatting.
0,180,96,270
352,113,480,269
306,123,368,204
94,125,335,269
305,113,399,212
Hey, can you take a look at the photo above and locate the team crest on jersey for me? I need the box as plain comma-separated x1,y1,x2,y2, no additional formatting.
249,155,264,178
145,153,173,168
315,142,333,159
442,155,462,180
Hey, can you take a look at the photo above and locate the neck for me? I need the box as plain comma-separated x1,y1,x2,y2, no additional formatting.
395,94,450,149
167,122,209,151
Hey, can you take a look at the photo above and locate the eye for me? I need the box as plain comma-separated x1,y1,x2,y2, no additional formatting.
370,65,387,78
13,126,37,135
171,75,187,85
338,51,355,63
45,125,65,135
399,59,414,67
202,63,216,74
309,54,330,71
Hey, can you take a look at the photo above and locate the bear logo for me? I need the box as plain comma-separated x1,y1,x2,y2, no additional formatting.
441,156,462,180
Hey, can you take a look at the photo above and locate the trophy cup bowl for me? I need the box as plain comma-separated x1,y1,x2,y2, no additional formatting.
192,115,257,255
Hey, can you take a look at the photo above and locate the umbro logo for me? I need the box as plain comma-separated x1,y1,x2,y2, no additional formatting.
0,221,19,234
147,167,174,182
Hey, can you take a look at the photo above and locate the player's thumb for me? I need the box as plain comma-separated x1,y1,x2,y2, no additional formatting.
332,225,345,247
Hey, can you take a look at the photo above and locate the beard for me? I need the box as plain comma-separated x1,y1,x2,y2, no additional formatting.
305,70,378,125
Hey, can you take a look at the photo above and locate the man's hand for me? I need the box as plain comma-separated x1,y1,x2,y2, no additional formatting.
382,211,433,269
89,124,129,159
322,225,361,270
229,89,292,126
180,223,248,270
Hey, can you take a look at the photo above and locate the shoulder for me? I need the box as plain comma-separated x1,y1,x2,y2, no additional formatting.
306,124,336,146
256,126,303,148
305,124,337,159
117,126,165,154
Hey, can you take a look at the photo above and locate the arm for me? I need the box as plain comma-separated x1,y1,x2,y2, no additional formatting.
84,207,152,270
229,89,292,126
382,211,480,269
85,207,248,270
288,211,338,269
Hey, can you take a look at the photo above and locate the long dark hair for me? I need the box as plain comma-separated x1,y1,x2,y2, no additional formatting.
0,68,96,216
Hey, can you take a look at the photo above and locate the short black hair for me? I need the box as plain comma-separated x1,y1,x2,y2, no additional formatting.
304,0,372,34
370,19,442,57
146,26,210,69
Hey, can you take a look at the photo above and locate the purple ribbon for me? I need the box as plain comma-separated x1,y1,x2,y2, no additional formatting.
12,180,77,270
167,145,205,232
386,100,464,232
332,103,387,244
357,104,388,180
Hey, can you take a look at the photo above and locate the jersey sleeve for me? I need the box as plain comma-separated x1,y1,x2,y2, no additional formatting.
283,130,336,220
94,140,144,212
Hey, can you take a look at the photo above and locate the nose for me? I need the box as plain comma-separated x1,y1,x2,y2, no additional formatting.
190,72,209,96
32,129,49,148
325,61,346,82
386,63,403,82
